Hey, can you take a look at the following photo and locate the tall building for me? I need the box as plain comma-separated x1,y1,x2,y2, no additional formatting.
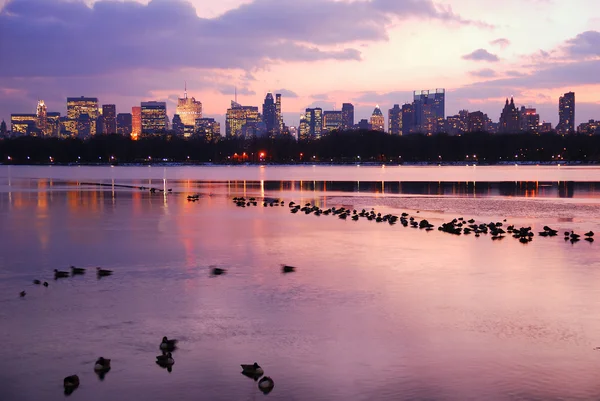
176,85,202,128
342,103,354,130
520,106,540,133
172,114,184,135
116,113,132,136
226,101,260,138
467,111,488,132
102,104,117,134
369,106,385,132
323,111,343,132
304,108,323,139
388,104,402,135
45,112,60,137
141,101,167,134
557,92,575,134
276,93,283,132
577,120,600,135
401,103,415,135
0,120,6,135
77,114,92,137
413,89,445,134
66,97,99,137
36,100,47,135
132,106,142,139
299,114,310,140
262,92,278,134
195,118,221,142
357,119,371,130
11,114,37,135
499,97,520,133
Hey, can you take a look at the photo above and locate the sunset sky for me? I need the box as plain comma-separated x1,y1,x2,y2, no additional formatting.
0,0,599,130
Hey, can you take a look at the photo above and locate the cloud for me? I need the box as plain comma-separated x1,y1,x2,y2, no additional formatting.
462,49,500,62
563,30,600,58
218,86,256,96
505,70,527,77
469,68,497,78
273,89,298,98
0,0,491,79
490,38,510,49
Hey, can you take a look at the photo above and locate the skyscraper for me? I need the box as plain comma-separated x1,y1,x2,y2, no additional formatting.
172,114,184,135
520,106,540,133
276,93,283,131
102,104,117,134
304,108,323,139
36,100,47,135
195,118,221,142
262,92,278,134
66,97,99,137
141,101,167,134
370,105,385,132
558,92,575,134
0,120,6,135
46,112,61,137
499,97,520,133
413,89,445,134
388,104,402,135
341,103,354,130
467,111,488,132
401,103,415,135
323,111,343,132
116,113,132,136
132,106,142,139
226,101,260,138
299,114,310,140
11,114,37,135
176,85,202,128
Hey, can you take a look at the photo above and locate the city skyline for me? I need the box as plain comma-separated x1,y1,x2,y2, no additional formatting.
0,0,599,127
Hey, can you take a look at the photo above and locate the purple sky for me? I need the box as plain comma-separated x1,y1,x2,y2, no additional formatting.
0,0,599,130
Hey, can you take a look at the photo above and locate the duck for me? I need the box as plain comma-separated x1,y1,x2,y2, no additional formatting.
94,357,111,372
160,336,178,351
20,291,26,297
54,269,69,278
63,375,80,390
585,231,595,237
156,352,175,366
71,266,86,275
33,279,41,285
281,265,296,273
96,268,113,277
241,362,264,377
211,267,226,276
43,281,49,287
258,376,275,394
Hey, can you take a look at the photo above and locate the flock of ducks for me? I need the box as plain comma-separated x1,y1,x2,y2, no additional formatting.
19,266,114,298
63,337,274,396
232,197,595,246
62,336,178,395
20,263,286,395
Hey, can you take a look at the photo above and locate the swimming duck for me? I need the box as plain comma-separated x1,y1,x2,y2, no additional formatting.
63,375,80,390
20,291,26,297
43,282,49,287
71,266,86,275
585,231,594,237
241,362,264,377
281,265,296,273
94,357,111,372
54,269,69,278
258,376,275,394
211,267,226,276
33,279,41,285
156,352,175,366
96,268,113,277
160,336,178,351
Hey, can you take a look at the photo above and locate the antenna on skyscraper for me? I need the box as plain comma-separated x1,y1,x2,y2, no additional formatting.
184,81,188,99
235,86,237,103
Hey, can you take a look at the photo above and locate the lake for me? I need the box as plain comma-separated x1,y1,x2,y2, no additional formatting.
1,165,600,401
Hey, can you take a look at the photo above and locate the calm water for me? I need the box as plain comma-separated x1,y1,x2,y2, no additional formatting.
1,166,600,400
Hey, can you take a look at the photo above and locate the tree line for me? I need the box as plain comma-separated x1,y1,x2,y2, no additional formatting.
1,130,600,164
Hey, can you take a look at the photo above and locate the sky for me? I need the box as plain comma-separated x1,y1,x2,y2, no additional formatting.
0,0,599,131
